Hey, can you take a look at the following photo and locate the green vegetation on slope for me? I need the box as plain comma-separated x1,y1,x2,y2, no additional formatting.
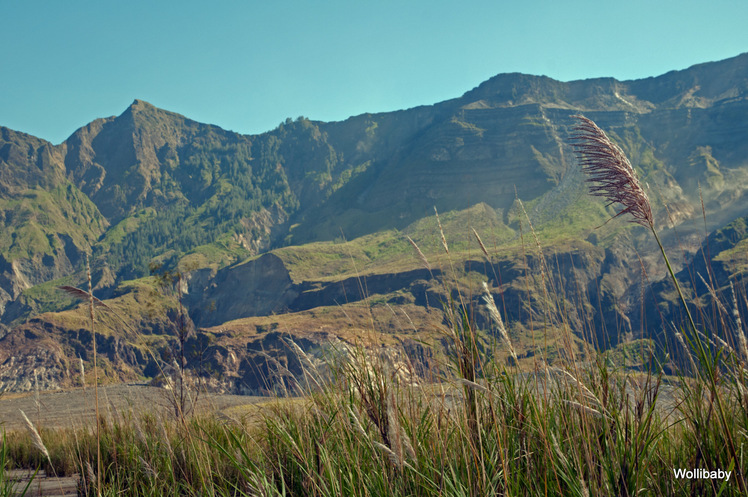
0,183,106,261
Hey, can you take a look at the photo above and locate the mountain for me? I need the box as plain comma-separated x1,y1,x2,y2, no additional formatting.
1,53,747,392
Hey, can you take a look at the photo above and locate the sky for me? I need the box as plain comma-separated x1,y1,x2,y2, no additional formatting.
2,1,747,145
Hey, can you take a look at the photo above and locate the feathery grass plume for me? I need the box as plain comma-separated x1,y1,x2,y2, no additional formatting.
374,441,401,468
570,115,654,229
158,413,174,459
695,327,734,356
400,426,417,462
457,377,489,394
79,356,85,390
406,236,431,272
374,438,415,472
285,337,323,392
138,455,158,480
697,272,730,318
472,228,490,259
731,281,748,361
547,366,600,406
516,197,559,325
386,396,404,468
347,406,371,442
57,285,111,309
84,460,96,495
731,281,743,329
33,370,41,421
675,331,698,375
481,281,517,363
385,391,416,465
134,416,147,446
434,206,449,254
561,400,606,420
19,409,50,465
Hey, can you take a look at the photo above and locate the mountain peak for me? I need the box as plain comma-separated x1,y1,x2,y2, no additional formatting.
129,99,155,110
120,100,206,134
123,99,167,121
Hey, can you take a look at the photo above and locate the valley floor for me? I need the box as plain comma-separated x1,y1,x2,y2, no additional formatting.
0,383,264,431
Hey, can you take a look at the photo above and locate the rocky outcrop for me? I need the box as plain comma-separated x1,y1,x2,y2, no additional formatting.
186,253,298,327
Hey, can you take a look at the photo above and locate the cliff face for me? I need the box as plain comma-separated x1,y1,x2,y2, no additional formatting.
187,253,298,327
1,54,748,392
290,56,748,244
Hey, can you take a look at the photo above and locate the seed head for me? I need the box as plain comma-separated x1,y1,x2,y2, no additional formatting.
571,115,654,229
20,409,50,464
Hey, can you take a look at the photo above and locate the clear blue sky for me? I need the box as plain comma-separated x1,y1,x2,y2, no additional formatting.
2,0,747,144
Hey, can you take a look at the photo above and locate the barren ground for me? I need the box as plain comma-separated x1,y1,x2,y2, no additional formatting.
0,383,266,431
